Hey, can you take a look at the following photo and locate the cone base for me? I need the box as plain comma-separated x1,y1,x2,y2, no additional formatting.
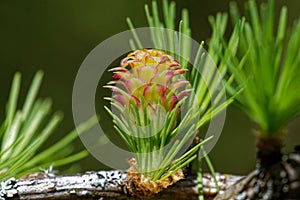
126,167,184,198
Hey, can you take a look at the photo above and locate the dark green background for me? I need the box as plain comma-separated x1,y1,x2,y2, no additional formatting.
0,0,299,175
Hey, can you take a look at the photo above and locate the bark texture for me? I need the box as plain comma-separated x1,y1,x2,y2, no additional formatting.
214,146,300,200
0,170,242,200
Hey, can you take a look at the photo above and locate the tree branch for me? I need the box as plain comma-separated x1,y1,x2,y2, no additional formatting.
1,170,243,200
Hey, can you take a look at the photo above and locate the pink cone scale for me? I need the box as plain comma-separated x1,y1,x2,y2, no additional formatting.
108,49,189,122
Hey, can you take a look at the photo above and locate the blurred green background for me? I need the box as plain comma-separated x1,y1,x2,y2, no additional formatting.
0,0,299,175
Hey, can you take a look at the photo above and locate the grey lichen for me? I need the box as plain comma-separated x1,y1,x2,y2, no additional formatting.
90,170,126,190
0,178,18,199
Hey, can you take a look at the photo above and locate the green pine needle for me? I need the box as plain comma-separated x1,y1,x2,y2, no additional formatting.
0,71,97,181
223,0,300,136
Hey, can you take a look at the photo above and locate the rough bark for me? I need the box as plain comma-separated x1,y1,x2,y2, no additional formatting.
0,170,242,200
214,146,300,200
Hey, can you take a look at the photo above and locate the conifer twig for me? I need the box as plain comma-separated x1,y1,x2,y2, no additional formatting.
0,170,243,200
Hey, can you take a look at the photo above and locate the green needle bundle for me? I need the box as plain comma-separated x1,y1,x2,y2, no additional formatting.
213,0,300,199
0,71,97,181
104,0,241,197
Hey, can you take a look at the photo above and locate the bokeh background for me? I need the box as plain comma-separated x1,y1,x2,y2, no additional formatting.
0,0,299,175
